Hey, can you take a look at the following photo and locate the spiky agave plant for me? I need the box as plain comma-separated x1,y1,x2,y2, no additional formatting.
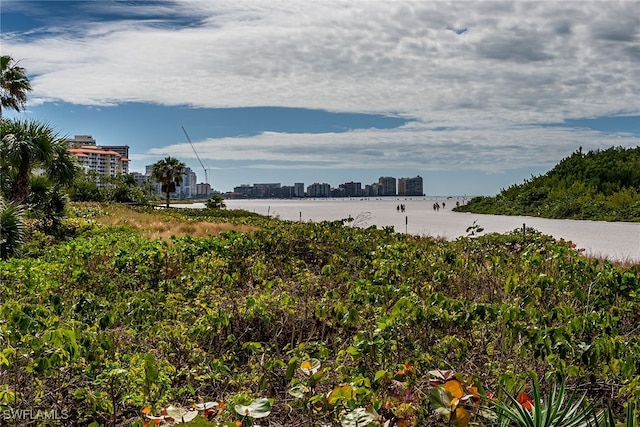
482,373,604,427
595,402,637,427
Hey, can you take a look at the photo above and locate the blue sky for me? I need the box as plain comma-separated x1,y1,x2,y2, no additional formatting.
2,0,639,195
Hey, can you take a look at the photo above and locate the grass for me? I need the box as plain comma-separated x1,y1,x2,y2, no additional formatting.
90,204,258,240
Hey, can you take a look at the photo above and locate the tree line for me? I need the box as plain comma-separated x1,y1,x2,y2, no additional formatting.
455,146,640,221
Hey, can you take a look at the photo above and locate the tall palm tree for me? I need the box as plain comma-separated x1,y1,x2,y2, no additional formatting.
1,55,32,117
151,156,186,208
0,118,78,204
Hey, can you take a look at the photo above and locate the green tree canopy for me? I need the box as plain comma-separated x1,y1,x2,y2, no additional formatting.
0,118,79,205
0,55,32,116
456,146,640,221
151,156,186,208
204,193,226,209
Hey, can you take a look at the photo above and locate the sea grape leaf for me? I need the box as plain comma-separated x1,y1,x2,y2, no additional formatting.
285,356,298,381
452,407,471,427
374,370,388,382
443,379,465,399
289,385,308,398
428,387,452,418
234,397,272,419
340,407,376,427
165,405,198,423
327,383,354,406
300,358,321,375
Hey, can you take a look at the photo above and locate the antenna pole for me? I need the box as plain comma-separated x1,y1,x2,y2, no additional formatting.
181,126,209,185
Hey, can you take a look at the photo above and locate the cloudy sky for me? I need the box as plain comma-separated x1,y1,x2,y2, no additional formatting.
2,0,639,195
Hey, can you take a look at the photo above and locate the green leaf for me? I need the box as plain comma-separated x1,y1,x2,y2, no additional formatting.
289,384,309,398
144,353,158,383
0,352,10,368
374,370,388,383
165,405,198,423
341,407,377,427
286,356,299,381
327,383,354,406
309,370,325,387
234,397,272,419
428,387,453,418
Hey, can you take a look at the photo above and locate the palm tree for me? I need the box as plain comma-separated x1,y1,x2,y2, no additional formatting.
0,197,25,260
205,193,226,209
1,55,32,117
151,156,186,208
0,118,79,204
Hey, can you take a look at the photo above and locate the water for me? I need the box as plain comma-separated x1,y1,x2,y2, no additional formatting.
184,197,640,262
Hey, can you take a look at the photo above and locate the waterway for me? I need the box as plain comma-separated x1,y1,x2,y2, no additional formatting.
183,197,640,262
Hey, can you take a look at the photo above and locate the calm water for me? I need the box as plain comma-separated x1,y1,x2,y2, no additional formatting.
184,197,640,262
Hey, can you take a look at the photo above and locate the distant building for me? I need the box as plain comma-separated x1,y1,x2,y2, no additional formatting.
131,171,148,187
280,186,294,198
364,183,383,197
66,135,130,177
253,183,281,198
331,187,346,198
293,183,305,198
68,146,129,177
175,167,197,198
378,176,397,196
340,181,362,197
233,185,256,198
398,175,423,196
100,145,130,160
307,183,331,198
66,135,97,147
196,183,212,198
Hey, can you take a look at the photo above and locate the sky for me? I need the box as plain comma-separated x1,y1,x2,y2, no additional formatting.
1,0,639,196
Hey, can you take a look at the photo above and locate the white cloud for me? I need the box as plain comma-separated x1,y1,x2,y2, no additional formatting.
4,1,637,120
3,0,639,190
150,124,640,173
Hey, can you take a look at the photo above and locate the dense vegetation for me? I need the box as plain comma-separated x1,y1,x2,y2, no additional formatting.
1,203,639,426
2,54,639,426
455,146,640,221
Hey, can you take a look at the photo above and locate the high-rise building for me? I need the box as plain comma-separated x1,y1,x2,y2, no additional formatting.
340,181,362,197
307,183,331,198
66,135,97,147
130,171,148,187
66,135,130,176
364,183,383,197
378,176,397,196
176,167,197,198
253,183,281,198
100,145,130,160
196,183,212,198
68,146,129,177
398,175,423,196
293,183,305,198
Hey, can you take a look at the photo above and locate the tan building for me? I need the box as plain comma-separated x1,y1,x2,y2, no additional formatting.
69,146,129,176
398,175,423,196
66,135,130,177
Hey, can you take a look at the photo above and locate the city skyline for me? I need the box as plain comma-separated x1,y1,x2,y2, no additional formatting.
228,175,424,198
2,1,639,196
